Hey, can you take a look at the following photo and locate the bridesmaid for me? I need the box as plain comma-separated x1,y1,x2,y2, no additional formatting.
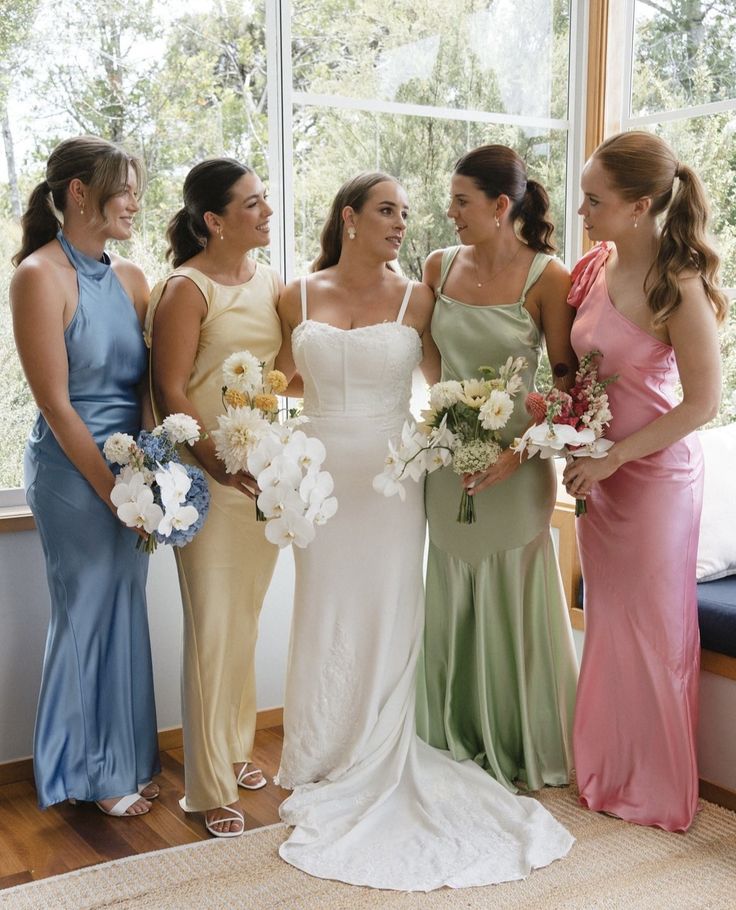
417,144,579,792
146,159,282,837
11,136,159,816
563,131,728,831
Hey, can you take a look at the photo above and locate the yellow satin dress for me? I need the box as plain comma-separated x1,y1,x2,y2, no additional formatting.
146,262,281,811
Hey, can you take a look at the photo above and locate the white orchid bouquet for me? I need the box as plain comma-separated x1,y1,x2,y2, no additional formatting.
373,356,527,524
511,350,617,516
210,350,337,548
104,413,210,553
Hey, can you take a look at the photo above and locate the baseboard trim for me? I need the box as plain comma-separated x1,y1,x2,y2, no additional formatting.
699,778,736,812
0,707,284,786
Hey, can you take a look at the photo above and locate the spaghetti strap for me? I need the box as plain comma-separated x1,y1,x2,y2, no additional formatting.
396,281,413,325
437,247,461,296
300,276,308,323
519,252,552,303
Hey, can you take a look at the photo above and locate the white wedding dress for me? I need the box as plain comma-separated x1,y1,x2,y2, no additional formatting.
276,278,574,891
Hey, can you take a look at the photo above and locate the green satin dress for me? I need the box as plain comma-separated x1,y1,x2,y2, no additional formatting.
417,246,578,792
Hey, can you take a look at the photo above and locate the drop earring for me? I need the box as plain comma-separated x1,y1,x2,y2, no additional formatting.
494,216,500,229
348,227,356,240
634,217,638,229
218,227,224,241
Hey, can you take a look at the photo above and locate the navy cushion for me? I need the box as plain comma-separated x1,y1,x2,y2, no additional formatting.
698,576,736,659
575,575,736,659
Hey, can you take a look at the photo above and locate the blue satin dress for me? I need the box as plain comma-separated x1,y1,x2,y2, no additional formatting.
24,231,159,808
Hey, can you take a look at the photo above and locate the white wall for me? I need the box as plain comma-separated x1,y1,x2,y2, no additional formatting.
0,528,294,764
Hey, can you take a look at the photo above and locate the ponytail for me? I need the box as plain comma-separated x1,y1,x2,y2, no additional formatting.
166,207,206,268
12,181,60,266
647,163,729,326
514,179,556,253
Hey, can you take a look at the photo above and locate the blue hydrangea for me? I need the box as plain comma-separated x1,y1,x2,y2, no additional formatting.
155,464,210,547
137,430,175,468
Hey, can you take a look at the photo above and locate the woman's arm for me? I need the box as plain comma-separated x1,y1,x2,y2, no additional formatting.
420,253,443,385
274,282,304,396
150,276,257,497
11,261,119,511
535,260,577,390
563,276,721,497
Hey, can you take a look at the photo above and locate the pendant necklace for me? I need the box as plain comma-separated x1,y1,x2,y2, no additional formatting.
472,244,523,288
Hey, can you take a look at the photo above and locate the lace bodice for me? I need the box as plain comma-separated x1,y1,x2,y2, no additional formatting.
291,276,422,418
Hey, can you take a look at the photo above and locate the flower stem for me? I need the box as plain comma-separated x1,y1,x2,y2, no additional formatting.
457,489,476,524
575,497,587,517
255,503,267,522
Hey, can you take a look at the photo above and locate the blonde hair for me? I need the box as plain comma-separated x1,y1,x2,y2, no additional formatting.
593,131,728,325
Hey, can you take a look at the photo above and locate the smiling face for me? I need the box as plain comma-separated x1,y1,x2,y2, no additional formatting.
446,173,500,245
215,172,273,249
99,164,140,241
345,180,409,261
578,156,639,243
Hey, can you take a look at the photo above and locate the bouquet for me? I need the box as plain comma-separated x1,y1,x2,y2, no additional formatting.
210,350,337,548
104,413,210,552
511,350,617,516
373,356,528,524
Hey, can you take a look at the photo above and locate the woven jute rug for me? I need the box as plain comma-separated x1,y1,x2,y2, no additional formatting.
2,786,735,910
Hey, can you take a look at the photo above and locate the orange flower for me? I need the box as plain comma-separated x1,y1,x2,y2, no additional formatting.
253,393,279,413
224,388,248,408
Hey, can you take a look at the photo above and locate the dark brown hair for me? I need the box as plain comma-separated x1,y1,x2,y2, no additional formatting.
593,131,728,325
166,158,253,268
313,171,397,272
13,135,143,266
454,144,556,253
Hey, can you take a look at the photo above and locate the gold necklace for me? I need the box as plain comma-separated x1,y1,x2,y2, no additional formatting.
471,244,523,288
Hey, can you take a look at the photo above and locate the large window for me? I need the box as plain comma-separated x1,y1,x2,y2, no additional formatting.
0,0,582,492
615,0,736,423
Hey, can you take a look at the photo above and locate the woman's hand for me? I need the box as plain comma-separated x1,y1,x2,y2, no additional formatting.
463,447,521,496
213,467,260,500
562,452,618,498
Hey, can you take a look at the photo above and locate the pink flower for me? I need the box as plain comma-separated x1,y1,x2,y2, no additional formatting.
567,243,611,310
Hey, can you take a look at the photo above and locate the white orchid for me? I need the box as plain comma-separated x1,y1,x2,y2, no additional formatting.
300,470,334,506
257,485,305,519
372,469,407,500
513,422,596,459
162,413,201,445
247,434,285,477
256,453,304,491
283,431,326,474
264,511,316,549
155,461,192,509
158,502,198,537
307,496,338,525
111,471,164,533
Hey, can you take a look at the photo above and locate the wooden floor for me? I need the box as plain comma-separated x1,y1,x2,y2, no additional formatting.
0,725,288,890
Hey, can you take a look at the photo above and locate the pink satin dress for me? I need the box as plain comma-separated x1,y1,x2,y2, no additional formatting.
568,243,703,832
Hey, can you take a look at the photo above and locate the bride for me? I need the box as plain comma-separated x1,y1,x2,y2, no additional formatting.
274,172,574,891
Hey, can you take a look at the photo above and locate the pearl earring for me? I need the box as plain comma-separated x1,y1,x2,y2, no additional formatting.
218,227,224,241
348,227,356,240
634,217,638,229
495,216,500,229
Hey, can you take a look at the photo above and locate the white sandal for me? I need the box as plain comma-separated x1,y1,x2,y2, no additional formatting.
178,796,245,839
95,793,150,816
138,781,160,799
236,762,267,791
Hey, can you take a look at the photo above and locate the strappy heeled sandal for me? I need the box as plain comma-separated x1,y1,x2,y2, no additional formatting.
205,805,245,838
179,796,245,838
236,762,267,791
138,781,160,800
95,793,151,816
